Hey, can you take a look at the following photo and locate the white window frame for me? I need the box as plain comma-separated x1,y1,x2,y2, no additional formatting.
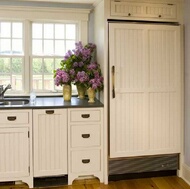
0,5,90,95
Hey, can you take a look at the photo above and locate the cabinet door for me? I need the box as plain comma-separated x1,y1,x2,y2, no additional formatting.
111,1,145,17
0,128,29,178
33,109,67,177
109,23,181,158
145,3,177,19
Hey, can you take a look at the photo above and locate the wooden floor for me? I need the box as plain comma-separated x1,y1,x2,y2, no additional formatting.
0,176,190,189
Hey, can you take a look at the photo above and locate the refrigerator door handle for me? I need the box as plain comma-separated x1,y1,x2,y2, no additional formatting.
112,66,115,99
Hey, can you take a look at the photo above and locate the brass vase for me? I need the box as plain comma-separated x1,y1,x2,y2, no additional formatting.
77,85,86,99
63,84,72,101
87,87,95,103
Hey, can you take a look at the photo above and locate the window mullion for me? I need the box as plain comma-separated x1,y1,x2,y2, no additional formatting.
24,20,31,94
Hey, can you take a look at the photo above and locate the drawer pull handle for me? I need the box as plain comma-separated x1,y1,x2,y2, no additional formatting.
81,114,90,118
46,110,54,114
82,159,90,164
7,116,16,121
82,134,90,138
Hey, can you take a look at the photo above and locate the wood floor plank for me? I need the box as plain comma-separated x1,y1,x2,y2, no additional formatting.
0,176,189,189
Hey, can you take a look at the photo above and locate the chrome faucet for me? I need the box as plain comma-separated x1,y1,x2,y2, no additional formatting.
0,84,11,99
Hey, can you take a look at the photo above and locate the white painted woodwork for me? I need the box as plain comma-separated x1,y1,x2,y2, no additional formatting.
71,124,101,148
33,109,67,177
110,0,179,22
0,110,33,188
0,112,29,125
71,150,101,173
109,23,181,158
0,128,29,178
70,109,101,122
68,108,104,184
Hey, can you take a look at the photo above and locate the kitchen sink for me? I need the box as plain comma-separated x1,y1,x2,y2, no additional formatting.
0,98,30,106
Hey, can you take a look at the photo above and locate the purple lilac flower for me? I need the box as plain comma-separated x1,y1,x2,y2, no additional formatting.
87,62,97,70
54,69,70,85
73,62,79,68
78,61,84,67
77,71,89,83
64,50,72,60
69,69,75,76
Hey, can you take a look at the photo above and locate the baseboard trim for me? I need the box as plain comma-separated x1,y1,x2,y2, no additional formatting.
182,164,190,185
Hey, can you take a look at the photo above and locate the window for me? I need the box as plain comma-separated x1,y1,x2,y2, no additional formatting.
31,22,77,92
0,6,89,95
0,21,24,91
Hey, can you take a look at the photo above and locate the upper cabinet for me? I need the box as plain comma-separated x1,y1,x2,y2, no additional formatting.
109,0,182,22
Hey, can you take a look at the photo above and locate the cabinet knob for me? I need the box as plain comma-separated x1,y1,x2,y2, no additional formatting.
128,13,131,16
82,134,90,138
7,116,16,121
81,114,90,118
159,15,162,18
82,159,90,164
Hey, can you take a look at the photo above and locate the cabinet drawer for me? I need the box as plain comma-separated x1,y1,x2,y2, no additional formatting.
70,110,101,122
71,150,101,173
71,125,100,148
0,112,29,125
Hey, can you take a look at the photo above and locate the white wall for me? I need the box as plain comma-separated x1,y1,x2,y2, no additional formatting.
184,0,190,166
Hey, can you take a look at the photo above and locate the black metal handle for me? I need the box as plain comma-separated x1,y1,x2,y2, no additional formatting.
81,114,90,118
128,13,131,16
82,134,90,138
159,15,162,18
112,66,115,98
82,159,90,164
46,110,54,114
7,116,16,121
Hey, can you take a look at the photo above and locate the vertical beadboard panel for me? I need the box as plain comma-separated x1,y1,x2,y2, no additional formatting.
33,109,67,177
0,128,29,178
110,23,148,157
148,27,180,153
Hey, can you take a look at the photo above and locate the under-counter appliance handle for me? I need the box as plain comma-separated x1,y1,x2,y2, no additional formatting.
112,66,115,98
82,159,90,164
46,110,54,114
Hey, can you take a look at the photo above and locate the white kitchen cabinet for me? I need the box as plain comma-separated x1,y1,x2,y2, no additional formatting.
110,0,179,22
33,109,67,177
0,110,33,188
109,23,182,158
68,108,103,184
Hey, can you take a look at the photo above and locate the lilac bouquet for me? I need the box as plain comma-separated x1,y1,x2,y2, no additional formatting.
54,41,104,92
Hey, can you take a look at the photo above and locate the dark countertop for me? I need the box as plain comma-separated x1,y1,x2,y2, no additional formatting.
0,96,104,109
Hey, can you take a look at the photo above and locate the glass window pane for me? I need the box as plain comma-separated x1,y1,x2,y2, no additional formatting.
12,39,23,54
44,24,53,39
66,24,76,39
32,58,42,74
32,40,42,55
55,58,62,68
0,75,10,85
0,58,10,73
55,40,65,55
12,22,22,38
32,23,42,39
12,75,22,90
33,75,42,90
12,58,22,74
1,22,11,38
66,40,75,52
44,58,54,74
0,39,11,54
44,75,54,90
55,24,64,39
44,40,53,54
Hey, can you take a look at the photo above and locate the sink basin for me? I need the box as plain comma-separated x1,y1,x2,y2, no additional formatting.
0,98,30,106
